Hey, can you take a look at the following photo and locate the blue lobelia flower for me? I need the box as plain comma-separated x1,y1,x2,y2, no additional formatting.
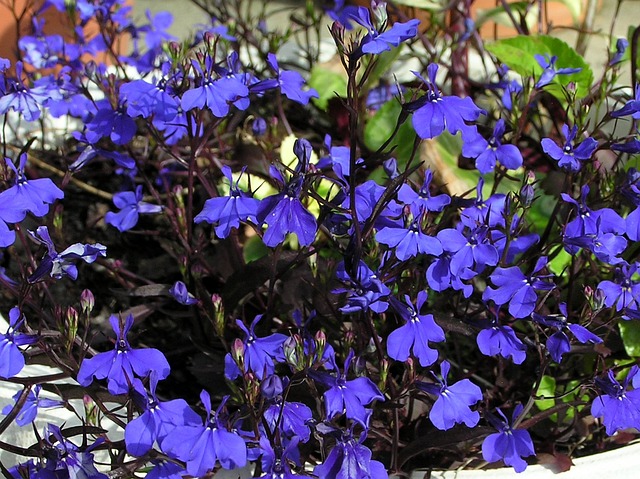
224,314,287,380
194,165,260,238
611,84,640,119
426,250,474,298
334,260,390,314
459,178,507,229
532,303,602,362
77,314,170,395
541,124,598,172
407,63,484,140
145,461,185,479
2,384,63,426
309,350,384,426
349,6,420,57
477,315,527,364
0,62,58,121
119,77,180,122
416,360,482,430
257,140,318,247
259,436,313,479
397,169,451,215
262,375,313,442
161,392,247,476
105,185,163,232
483,256,555,319
561,185,626,255
386,291,445,367
125,375,201,457
181,56,249,117
313,427,387,479
482,405,535,472
37,424,109,479
597,262,640,314
592,366,640,435
376,209,443,261
610,38,629,66
261,53,319,105
0,307,37,379
169,280,198,305
462,119,523,174
438,225,499,277
0,153,64,219
85,99,137,145
27,226,107,283
534,54,581,88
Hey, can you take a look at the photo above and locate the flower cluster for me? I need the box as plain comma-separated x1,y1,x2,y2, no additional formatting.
0,0,640,478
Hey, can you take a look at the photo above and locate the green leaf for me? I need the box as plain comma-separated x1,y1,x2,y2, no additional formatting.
485,35,593,100
535,375,557,413
619,320,640,357
243,235,269,263
308,66,347,111
363,100,417,170
548,248,572,276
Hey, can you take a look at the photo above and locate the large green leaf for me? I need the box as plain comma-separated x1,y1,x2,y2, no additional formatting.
620,320,640,357
485,35,593,100
308,66,347,111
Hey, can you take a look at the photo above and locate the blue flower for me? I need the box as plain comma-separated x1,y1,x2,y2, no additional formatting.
397,169,451,214
416,360,482,430
610,38,629,65
85,99,137,145
257,140,318,247
611,84,640,119
482,405,535,472
0,153,64,219
534,54,581,88
350,6,420,57
194,166,260,238
386,291,445,367
0,307,37,379
438,225,499,276
477,318,527,364
125,375,201,456
259,436,313,479
592,366,640,435
161,392,247,476
313,428,387,479
408,63,484,140
224,314,287,380
181,57,249,117
334,260,390,314
597,262,640,313
532,303,602,362
169,281,198,305
309,351,384,426
77,314,170,395
27,226,107,283
462,119,523,174
0,62,57,121
264,53,319,105
483,256,555,318
541,124,598,172
2,384,63,426
105,185,163,232
376,212,443,261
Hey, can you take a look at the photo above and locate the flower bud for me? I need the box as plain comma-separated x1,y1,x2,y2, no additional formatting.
520,184,534,207
66,306,78,346
379,358,389,390
211,294,225,337
80,289,94,314
252,117,267,137
231,338,245,372
314,329,326,363
371,1,388,29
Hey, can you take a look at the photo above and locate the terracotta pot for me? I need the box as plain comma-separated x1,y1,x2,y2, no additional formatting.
0,0,128,69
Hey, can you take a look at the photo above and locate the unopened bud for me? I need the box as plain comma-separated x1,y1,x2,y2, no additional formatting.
212,294,225,337
520,184,535,207
371,1,388,28
314,330,326,363
66,306,78,341
80,289,94,314
231,338,245,372
379,358,389,389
